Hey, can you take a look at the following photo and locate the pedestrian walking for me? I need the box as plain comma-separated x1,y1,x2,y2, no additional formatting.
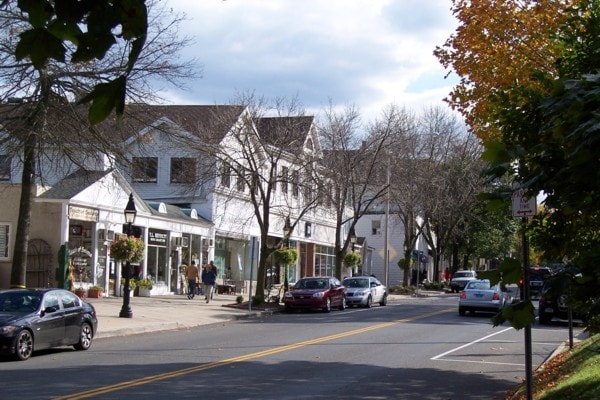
209,260,218,297
202,262,217,303
186,261,200,299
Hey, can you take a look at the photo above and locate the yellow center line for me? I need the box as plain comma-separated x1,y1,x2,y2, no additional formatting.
53,308,453,399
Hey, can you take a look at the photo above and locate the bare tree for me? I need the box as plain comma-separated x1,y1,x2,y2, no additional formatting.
170,93,323,303
0,0,198,287
318,101,400,279
381,105,423,286
416,106,484,282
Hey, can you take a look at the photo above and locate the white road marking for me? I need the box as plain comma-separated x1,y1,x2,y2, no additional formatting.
431,327,513,361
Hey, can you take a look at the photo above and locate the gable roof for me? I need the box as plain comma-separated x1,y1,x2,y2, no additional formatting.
254,116,315,154
37,169,114,200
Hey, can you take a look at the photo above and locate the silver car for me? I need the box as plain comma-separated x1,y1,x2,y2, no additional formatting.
458,279,511,316
343,276,387,308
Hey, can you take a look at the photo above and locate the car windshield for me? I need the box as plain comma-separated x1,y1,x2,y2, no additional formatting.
343,278,369,288
454,271,474,278
295,279,329,290
0,292,41,312
466,281,491,290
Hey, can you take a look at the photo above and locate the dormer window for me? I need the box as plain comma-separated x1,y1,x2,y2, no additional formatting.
132,157,158,183
171,157,196,184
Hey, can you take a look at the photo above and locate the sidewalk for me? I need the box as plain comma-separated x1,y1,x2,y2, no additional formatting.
86,293,264,339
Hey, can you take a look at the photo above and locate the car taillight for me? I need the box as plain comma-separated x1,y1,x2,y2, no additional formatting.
460,291,466,299
493,292,500,300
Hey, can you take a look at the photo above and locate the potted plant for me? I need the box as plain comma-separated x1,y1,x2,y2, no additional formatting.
73,286,86,299
120,277,136,298
344,251,361,274
87,285,104,298
137,277,154,297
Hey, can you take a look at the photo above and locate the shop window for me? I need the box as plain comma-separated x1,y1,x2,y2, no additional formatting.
0,155,10,181
132,157,158,183
170,157,196,184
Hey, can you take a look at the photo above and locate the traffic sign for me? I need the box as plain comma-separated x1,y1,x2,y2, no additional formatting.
512,188,537,217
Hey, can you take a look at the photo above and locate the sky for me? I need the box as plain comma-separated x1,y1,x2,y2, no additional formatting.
159,0,460,124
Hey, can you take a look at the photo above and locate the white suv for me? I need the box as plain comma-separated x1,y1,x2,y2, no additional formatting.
450,270,477,293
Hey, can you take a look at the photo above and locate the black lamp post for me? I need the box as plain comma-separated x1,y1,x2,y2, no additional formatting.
119,193,137,318
282,217,292,292
349,226,357,252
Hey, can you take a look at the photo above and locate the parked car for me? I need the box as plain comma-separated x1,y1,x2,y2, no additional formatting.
538,275,584,324
343,276,387,308
283,277,346,312
528,266,554,298
458,279,511,316
0,288,98,361
450,270,477,293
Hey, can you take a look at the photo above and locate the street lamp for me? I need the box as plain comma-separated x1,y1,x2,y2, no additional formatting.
349,226,357,252
282,216,292,292
119,193,137,318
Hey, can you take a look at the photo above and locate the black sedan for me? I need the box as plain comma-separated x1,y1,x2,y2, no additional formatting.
0,288,98,361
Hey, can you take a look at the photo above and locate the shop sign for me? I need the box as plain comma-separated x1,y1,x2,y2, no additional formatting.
148,229,168,247
69,205,99,222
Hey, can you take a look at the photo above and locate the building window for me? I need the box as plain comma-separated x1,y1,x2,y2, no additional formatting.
291,170,299,198
0,224,9,259
280,166,288,194
132,157,158,183
0,155,10,181
372,220,381,235
236,174,246,192
170,158,196,184
315,245,335,276
220,162,231,188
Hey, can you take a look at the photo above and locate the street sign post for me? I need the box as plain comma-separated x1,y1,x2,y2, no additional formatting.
512,188,537,217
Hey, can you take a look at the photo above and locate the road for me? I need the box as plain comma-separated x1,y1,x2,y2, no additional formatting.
0,293,584,399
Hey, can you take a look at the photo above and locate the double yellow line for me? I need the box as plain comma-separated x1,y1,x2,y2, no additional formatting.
54,308,452,399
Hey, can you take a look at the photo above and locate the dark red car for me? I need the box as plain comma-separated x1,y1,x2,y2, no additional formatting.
283,277,346,312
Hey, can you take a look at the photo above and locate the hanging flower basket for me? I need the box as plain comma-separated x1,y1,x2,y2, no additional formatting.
110,236,145,263
343,252,361,269
273,247,298,265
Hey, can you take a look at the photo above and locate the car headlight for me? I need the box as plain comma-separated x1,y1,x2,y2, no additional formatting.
284,292,293,299
312,291,325,298
0,325,18,336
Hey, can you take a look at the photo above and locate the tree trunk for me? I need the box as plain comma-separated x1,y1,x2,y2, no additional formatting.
10,132,36,288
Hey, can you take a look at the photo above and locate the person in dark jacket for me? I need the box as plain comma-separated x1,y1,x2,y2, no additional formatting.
201,262,217,303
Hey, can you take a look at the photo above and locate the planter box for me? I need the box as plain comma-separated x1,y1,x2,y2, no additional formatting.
137,285,169,297
87,289,103,298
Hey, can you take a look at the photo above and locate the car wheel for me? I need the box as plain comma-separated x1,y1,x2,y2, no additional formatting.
458,306,466,316
365,295,372,308
323,297,331,313
338,296,347,311
14,330,34,361
379,294,387,306
74,322,93,351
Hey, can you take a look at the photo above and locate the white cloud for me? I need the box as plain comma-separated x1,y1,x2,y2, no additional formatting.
157,0,459,122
